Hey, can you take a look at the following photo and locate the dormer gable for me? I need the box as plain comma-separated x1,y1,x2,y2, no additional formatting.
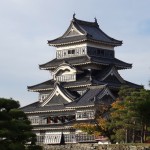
100,66,125,84
97,87,116,102
52,63,76,82
63,23,83,37
41,84,73,107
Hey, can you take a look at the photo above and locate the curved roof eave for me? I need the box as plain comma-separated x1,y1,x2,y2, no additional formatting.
48,38,122,47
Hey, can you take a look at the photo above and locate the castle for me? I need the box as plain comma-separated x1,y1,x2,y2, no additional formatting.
21,15,142,144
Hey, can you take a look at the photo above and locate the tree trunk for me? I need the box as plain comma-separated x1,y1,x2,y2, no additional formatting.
143,124,147,142
132,129,135,143
132,121,135,143
141,125,144,143
125,129,128,143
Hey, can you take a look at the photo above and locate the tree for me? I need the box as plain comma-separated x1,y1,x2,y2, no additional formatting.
132,89,150,142
0,98,42,150
74,104,112,141
74,86,150,144
107,86,150,143
107,86,138,143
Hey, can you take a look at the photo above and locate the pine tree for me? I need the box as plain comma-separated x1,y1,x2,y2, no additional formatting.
0,98,42,150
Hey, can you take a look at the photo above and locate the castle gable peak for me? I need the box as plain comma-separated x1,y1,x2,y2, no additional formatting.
41,84,73,107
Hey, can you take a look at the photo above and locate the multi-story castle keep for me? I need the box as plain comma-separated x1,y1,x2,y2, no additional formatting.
22,16,142,144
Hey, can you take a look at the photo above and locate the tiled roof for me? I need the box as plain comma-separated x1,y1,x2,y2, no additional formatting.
27,80,54,91
21,102,73,113
39,56,90,69
39,55,132,70
66,86,105,108
125,81,143,89
22,81,142,113
91,56,132,69
28,76,92,92
28,66,142,93
48,18,122,46
21,101,40,112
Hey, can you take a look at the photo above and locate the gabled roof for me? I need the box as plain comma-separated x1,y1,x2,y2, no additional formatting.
96,65,125,84
40,83,76,107
66,85,116,108
21,84,79,113
48,17,122,47
39,55,132,70
52,62,76,75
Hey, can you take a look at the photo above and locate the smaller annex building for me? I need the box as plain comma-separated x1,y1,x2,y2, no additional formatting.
21,15,142,144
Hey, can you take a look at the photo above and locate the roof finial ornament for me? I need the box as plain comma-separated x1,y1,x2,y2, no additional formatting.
94,17,97,23
73,12,76,19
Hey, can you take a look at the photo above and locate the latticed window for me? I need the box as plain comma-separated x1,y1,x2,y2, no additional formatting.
76,111,95,120
56,74,76,82
56,47,86,59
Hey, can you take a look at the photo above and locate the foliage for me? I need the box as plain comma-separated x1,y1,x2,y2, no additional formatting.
0,98,41,150
74,104,112,140
74,123,98,135
74,86,150,144
107,86,150,143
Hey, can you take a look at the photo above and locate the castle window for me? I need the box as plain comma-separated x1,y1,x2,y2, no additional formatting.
68,49,75,55
68,50,71,54
76,111,95,120
56,74,76,82
57,47,86,59
101,50,104,55
72,49,75,54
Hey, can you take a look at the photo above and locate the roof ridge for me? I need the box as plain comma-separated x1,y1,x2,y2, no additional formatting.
73,18,98,27
20,101,39,109
27,79,54,89
58,83,79,99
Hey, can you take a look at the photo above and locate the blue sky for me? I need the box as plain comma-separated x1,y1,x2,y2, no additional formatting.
0,0,150,106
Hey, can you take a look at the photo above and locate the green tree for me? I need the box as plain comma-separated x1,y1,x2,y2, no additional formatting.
74,86,150,144
131,89,150,142
0,98,42,150
108,86,138,143
107,86,150,143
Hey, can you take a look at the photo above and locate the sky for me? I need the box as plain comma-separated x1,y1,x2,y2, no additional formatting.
0,0,150,107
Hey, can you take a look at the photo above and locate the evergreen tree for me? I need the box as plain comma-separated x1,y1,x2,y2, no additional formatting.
0,98,42,150
74,86,150,143
107,87,150,143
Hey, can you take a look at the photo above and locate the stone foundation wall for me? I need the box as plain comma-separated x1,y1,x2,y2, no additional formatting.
41,143,150,150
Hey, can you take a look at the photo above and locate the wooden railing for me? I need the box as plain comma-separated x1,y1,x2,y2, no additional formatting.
36,134,95,144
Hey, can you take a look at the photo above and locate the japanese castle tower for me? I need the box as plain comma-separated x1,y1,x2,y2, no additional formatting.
22,15,142,144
